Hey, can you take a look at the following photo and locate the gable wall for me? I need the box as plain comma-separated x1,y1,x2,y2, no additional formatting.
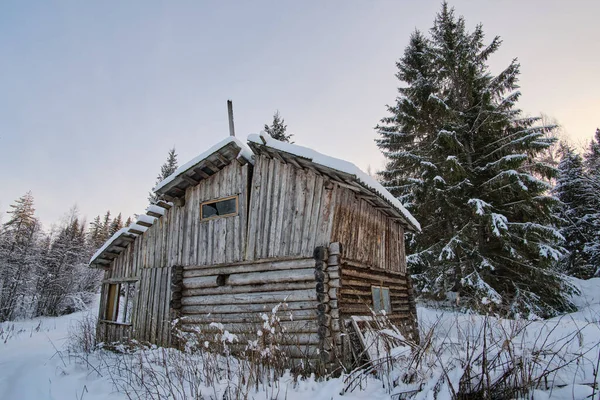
245,155,337,261
330,186,407,273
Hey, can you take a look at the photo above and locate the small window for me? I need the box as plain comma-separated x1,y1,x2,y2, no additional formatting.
201,195,238,220
371,286,392,314
105,281,136,324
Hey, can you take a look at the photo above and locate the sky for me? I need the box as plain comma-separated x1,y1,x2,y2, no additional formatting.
1,1,599,229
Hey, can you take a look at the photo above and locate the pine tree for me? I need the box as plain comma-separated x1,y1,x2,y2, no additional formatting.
376,3,571,317
88,215,103,249
582,128,600,275
0,192,41,321
584,128,600,171
149,148,179,203
554,145,597,278
264,111,293,142
109,213,123,235
100,210,111,242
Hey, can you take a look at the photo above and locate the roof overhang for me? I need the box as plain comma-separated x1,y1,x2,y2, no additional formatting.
153,137,254,201
247,133,421,232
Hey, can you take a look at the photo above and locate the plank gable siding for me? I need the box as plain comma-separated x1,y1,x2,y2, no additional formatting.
245,155,337,261
97,162,250,345
330,186,407,273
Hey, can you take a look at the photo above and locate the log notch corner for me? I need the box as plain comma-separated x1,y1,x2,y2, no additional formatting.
314,242,343,373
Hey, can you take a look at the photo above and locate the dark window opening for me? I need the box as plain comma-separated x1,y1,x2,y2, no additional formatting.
201,196,238,220
371,286,392,314
104,282,136,324
216,274,230,286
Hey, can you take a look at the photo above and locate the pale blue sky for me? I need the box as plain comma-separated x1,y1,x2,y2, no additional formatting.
1,1,599,227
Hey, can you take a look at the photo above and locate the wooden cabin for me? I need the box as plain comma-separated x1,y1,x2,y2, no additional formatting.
90,132,421,370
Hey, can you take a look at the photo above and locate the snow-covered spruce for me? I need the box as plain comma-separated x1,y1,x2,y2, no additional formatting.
376,3,573,317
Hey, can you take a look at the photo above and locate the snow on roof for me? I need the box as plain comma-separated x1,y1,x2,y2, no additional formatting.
89,227,132,265
146,204,166,216
153,136,254,193
128,223,149,233
91,132,420,267
136,214,156,225
248,132,421,232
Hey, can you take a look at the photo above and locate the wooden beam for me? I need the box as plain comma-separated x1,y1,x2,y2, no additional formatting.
104,251,120,258
214,152,230,166
146,210,163,218
109,245,127,251
204,159,220,173
170,187,185,196
156,200,172,209
193,167,211,179
279,153,302,169
120,236,135,243
128,228,145,235
136,220,153,228
181,174,199,186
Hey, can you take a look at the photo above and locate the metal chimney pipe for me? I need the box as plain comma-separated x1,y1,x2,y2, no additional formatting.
227,100,235,137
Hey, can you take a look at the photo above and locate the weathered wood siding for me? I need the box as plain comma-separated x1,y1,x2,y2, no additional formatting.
97,162,250,344
331,186,406,272
182,162,250,266
245,156,336,261
181,257,321,358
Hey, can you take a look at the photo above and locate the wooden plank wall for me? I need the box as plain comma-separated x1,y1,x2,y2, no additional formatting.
330,186,406,272
97,161,250,345
180,257,321,358
245,156,336,261
182,162,249,266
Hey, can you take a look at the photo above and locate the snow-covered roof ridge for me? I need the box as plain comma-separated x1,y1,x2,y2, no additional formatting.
247,132,421,232
153,136,254,193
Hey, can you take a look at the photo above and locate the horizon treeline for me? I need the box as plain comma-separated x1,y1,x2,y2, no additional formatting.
0,192,128,322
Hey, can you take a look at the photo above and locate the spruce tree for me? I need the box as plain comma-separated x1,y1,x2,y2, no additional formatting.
376,3,571,316
264,111,293,142
554,145,597,278
109,213,123,235
0,192,41,321
149,148,179,203
582,128,600,275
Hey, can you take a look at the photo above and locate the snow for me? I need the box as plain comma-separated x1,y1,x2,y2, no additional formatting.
153,136,254,193
467,198,491,216
89,227,130,265
248,132,421,232
0,298,120,400
1,278,599,399
146,204,165,216
136,214,156,226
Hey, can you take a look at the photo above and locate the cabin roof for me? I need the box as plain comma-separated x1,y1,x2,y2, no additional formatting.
153,136,254,200
247,133,421,232
89,133,420,267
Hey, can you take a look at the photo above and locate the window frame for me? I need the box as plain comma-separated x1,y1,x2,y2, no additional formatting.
200,195,239,221
102,279,137,326
371,285,392,314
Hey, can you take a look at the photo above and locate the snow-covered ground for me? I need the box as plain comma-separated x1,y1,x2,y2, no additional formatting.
1,279,599,400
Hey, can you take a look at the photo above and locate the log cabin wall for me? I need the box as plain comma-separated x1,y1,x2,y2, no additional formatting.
245,155,337,261
180,257,322,360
